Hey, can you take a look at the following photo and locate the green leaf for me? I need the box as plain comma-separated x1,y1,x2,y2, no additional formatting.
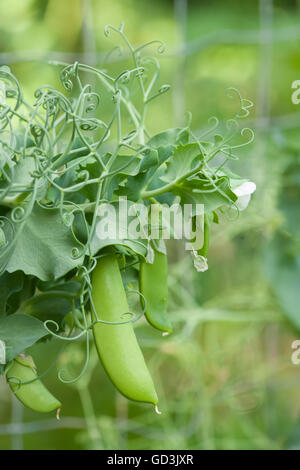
144,166,177,205
78,153,141,202
7,276,36,315
117,172,149,201
106,154,142,200
10,156,36,187
47,164,86,205
0,271,24,317
0,313,48,362
110,154,141,176
0,156,47,201
6,205,84,281
20,291,74,325
214,167,247,190
140,149,159,172
37,279,82,295
117,146,174,201
52,136,92,168
14,131,35,151
148,128,190,147
120,265,139,287
156,145,174,166
91,200,148,258
175,175,237,213
160,143,202,183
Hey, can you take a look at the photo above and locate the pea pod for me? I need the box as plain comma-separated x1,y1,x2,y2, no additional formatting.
91,253,158,406
197,213,210,257
6,355,62,413
140,249,172,334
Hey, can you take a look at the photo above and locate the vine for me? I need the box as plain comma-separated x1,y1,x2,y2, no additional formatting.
0,25,255,408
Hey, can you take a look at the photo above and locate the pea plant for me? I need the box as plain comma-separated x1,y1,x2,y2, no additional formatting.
0,24,255,415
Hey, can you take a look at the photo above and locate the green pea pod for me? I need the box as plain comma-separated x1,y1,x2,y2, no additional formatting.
197,213,210,257
140,249,172,334
6,355,62,413
92,254,158,407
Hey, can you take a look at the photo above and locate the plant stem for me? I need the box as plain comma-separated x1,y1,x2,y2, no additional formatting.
78,384,102,449
141,162,203,199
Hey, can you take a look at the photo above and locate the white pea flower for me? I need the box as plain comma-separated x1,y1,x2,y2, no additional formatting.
233,181,256,211
191,249,208,272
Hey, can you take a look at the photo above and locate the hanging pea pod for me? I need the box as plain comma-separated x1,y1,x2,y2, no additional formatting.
6,354,62,413
191,213,211,272
197,213,210,258
91,253,158,407
140,248,172,334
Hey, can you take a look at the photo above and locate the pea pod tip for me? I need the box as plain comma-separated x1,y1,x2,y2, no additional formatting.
56,407,61,420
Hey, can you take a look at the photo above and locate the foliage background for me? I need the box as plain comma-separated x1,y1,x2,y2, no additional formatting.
0,0,300,450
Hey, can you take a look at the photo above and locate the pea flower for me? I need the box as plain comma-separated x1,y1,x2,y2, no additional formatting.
191,249,208,272
233,181,256,211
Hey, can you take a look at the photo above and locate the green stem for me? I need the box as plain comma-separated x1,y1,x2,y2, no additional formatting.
78,384,102,450
141,163,203,200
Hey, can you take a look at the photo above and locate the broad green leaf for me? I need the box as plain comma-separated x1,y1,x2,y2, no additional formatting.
0,313,48,362
52,136,92,168
117,172,148,201
148,128,190,147
214,167,247,190
106,154,142,200
20,291,74,325
14,131,35,151
110,154,141,176
143,165,177,205
10,156,36,187
0,215,16,275
139,149,158,172
7,276,35,316
6,205,84,281
77,153,141,201
47,164,86,205
120,265,139,287
175,175,237,213
0,271,24,317
37,279,81,295
160,143,202,183
91,200,148,258
0,156,47,202
115,144,174,201
79,153,141,178
156,145,174,166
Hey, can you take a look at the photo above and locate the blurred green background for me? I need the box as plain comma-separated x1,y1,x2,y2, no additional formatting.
1,0,300,450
